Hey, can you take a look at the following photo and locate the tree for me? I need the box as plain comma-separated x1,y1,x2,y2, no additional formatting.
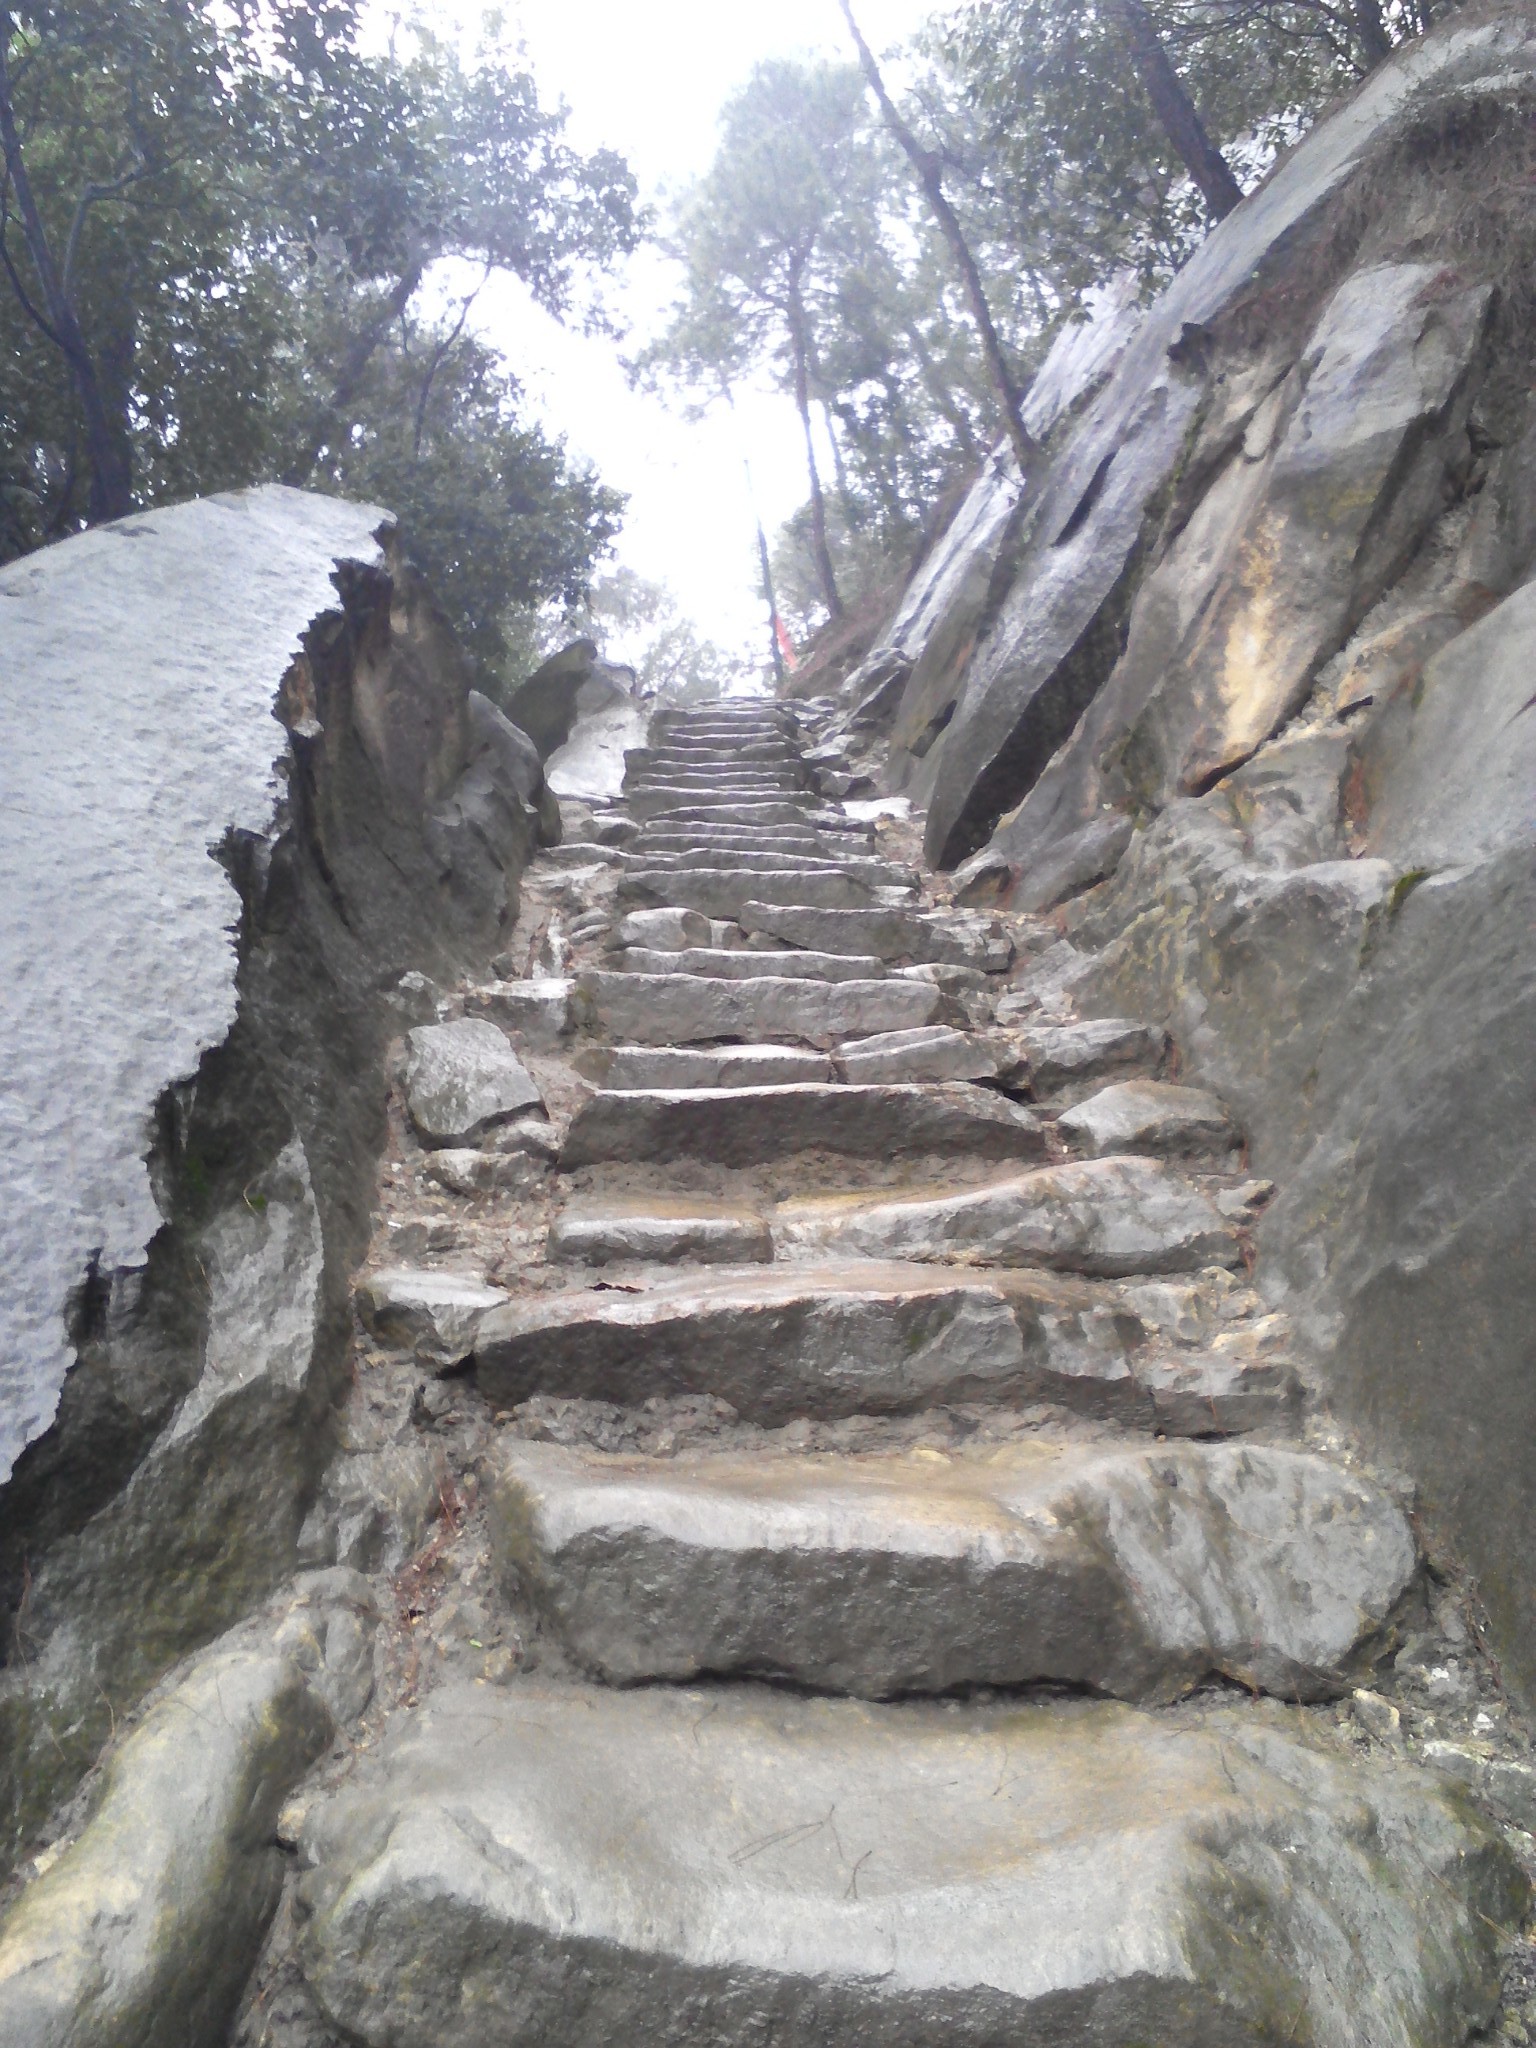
932,0,1421,301
0,2,640,665
641,60,890,620
507,568,750,705
836,0,1038,471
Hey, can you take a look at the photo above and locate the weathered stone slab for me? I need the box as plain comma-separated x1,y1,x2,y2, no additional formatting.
740,901,1011,969
1003,1015,1167,1091
777,1157,1239,1274
298,1678,1522,2048
610,947,888,983
619,867,881,916
623,849,916,888
576,970,947,1047
463,976,575,1048
403,1018,543,1143
638,827,829,856
577,1044,836,1089
354,1267,509,1366
493,1437,1413,1700
548,1199,773,1267
1059,1079,1239,1157
836,1025,1001,1085
559,1084,1045,1170
475,1267,1033,1420
627,787,817,823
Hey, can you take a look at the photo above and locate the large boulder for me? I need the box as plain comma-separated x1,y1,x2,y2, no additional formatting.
504,638,638,761
0,486,533,1866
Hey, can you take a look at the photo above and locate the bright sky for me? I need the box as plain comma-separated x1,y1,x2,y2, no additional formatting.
425,0,938,660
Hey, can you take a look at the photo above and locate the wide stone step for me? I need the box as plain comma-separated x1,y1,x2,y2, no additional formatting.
558,1083,1046,1169
577,970,947,1046
492,1436,1414,1700
474,1260,1297,1432
741,900,1012,969
624,800,826,831
636,827,832,855
608,946,889,983
619,868,884,915
297,1680,1520,2048
620,851,917,890
628,787,823,822
776,1155,1239,1274
548,1197,773,1266
576,1043,836,1089
474,1266,1038,1420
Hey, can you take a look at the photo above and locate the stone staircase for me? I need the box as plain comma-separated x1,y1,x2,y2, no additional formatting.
291,700,1523,2046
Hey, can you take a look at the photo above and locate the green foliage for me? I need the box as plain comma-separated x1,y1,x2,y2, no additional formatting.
0,1,639,664
928,0,1433,302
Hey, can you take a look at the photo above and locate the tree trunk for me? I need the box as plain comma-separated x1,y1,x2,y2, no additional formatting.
282,258,425,488
1105,0,1244,221
0,16,133,523
837,0,1038,473
785,271,842,620
1351,0,1393,69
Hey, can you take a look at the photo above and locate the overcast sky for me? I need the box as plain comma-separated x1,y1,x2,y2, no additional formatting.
424,0,938,662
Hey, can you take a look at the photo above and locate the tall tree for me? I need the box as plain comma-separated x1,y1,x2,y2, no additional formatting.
836,0,1038,470
641,60,893,619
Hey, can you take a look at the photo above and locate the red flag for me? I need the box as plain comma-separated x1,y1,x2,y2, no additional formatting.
773,612,799,672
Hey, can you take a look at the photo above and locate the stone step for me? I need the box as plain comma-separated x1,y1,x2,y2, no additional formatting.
836,1025,1001,1084
297,1680,1519,2048
619,868,886,916
474,1260,1296,1432
475,1265,1040,1420
624,800,826,831
548,1197,772,1267
651,803,872,836
776,1156,1240,1275
627,787,823,822
558,1084,1047,1170
741,900,1012,969
636,827,832,855
491,1435,1414,1700
617,850,916,889
576,969,949,1046
575,1043,836,1090
608,946,889,983
1059,1079,1240,1157
624,775,810,800
629,742,804,766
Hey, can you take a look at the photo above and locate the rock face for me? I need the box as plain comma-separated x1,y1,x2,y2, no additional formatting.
905,17,1536,867
0,1571,375,2048
298,1679,1518,2048
0,487,539,1864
